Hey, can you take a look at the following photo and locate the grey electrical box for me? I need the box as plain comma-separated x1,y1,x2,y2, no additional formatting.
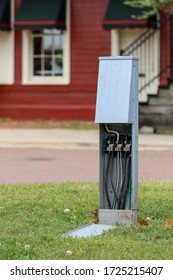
95,56,138,226
95,56,138,123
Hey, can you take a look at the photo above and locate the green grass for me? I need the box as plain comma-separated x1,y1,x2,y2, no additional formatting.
0,118,98,130
0,181,173,260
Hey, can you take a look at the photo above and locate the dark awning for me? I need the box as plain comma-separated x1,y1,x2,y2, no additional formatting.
103,0,157,29
14,0,66,30
0,0,11,31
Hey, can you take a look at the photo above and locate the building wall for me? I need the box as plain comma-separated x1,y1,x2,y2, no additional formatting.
0,0,110,120
1,1,171,121
160,12,171,87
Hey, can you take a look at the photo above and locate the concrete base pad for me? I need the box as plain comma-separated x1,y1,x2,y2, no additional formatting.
62,223,115,238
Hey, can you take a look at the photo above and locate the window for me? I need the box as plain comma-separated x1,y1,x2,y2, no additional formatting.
32,29,64,77
22,1,70,85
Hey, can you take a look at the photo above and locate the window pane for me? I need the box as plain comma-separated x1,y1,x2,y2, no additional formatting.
33,58,42,76
43,36,53,55
54,35,63,55
54,55,63,76
32,29,64,77
44,56,52,76
33,37,41,55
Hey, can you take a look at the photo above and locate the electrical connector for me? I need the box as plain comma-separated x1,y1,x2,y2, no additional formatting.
124,143,131,153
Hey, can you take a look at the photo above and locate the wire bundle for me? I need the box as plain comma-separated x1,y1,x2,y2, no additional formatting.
104,124,132,210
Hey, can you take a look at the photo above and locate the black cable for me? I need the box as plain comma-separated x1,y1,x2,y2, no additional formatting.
117,149,126,209
120,153,131,209
104,152,112,209
117,151,127,209
110,136,119,209
119,136,132,209
112,151,121,209
103,126,132,210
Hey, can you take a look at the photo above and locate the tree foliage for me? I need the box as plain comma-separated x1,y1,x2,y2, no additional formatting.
124,0,173,19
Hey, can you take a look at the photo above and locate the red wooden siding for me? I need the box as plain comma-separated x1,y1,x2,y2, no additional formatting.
1,0,171,121
0,0,110,120
160,11,171,87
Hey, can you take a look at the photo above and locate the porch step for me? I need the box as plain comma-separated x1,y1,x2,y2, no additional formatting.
148,89,173,105
139,86,173,129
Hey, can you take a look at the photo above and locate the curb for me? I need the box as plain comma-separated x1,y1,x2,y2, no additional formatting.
0,128,173,151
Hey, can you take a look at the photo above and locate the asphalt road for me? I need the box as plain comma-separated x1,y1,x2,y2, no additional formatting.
0,147,173,184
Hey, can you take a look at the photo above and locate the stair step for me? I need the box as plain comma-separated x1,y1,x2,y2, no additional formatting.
140,105,173,114
148,88,173,105
139,104,173,127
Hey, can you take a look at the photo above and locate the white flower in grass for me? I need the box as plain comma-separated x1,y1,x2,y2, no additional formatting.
24,244,30,250
64,208,71,213
66,250,72,256
146,217,151,221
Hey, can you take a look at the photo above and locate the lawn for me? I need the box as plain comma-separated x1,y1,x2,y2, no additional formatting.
0,181,173,260
0,118,98,130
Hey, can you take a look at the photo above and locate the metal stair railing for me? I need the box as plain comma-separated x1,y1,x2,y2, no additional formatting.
120,22,158,56
120,15,171,101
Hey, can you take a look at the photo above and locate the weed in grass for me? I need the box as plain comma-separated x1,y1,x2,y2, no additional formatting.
0,181,173,259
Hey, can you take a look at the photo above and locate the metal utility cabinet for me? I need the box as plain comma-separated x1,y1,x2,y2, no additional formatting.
95,56,138,226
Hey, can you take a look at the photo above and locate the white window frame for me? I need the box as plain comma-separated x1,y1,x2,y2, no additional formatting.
22,0,70,85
